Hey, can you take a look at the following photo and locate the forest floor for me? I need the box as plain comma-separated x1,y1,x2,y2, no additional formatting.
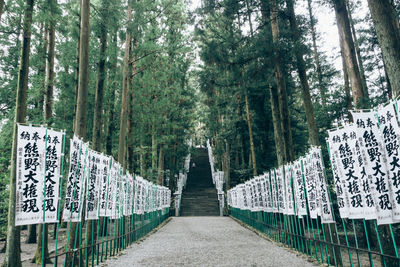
102,216,318,267
0,225,68,266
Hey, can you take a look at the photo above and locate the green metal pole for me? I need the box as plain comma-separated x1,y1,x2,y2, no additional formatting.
53,131,66,267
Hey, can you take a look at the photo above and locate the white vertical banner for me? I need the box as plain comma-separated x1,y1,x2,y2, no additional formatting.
284,164,295,215
86,150,102,220
275,167,285,213
271,170,279,213
329,126,365,219
377,102,400,221
16,125,46,226
63,136,89,222
311,147,334,223
256,177,264,210
352,111,390,224
303,154,318,219
327,129,350,219
250,179,258,211
99,155,111,217
292,159,307,217
111,160,120,219
42,129,64,223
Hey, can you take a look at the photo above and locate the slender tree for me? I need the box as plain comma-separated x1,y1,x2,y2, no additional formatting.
65,0,90,265
118,0,133,167
32,0,57,263
367,0,400,97
2,1,35,267
307,0,326,106
0,0,4,21
286,0,319,146
333,0,366,108
269,0,294,163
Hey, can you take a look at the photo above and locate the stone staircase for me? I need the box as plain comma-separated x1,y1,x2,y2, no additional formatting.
180,148,220,216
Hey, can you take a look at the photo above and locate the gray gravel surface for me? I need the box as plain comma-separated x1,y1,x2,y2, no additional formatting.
103,217,317,267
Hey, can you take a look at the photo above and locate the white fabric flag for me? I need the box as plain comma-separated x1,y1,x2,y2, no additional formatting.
284,164,295,215
311,147,335,223
256,177,264,210
352,111,391,224
63,136,89,222
271,170,279,213
42,129,64,224
275,167,285,213
377,103,400,221
328,125,365,219
16,125,46,226
328,129,350,219
86,150,102,220
99,155,111,217
292,159,307,217
303,154,318,219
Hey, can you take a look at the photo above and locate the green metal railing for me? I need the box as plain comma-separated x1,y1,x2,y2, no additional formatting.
230,208,400,267
46,208,169,266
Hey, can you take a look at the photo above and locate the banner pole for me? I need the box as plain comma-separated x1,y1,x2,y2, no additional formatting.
53,131,66,267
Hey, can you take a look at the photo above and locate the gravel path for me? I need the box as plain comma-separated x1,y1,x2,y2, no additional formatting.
103,217,317,267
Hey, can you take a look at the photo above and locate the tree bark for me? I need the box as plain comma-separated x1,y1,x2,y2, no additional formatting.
105,33,118,156
118,0,133,167
92,10,107,152
151,124,158,183
269,0,294,162
157,146,164,185
0,0,4,22
286,0,319,146
44,2,56,124
333,0,366,108
3,1,34,267
339,27,353,117
346,0,369,99
244,90,257,176
269,85,285,166
66,0,90,265
307,0,326,106
25,225,36,244
367,0,400,97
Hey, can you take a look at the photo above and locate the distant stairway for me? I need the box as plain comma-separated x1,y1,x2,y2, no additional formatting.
180,148,220,216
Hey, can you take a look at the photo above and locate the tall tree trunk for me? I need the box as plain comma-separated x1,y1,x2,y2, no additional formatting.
105,33,118,156
127,40,138,174
92,6,107,152
151,124,158,183
0,0,4,22
286,0,319,146
244,90,257,176
307,0,326,106
270,0,294,162
140,138,146,177
224,141,230,190
367,0,400,97
269,85,285,166
157,146,164,185
25,225,36,244
3,1,34,267
333,0,366,108
118,0,133,168
87,0,108,260
339,28,353,117
346,0,369,99
65,0,90,265
72,1,81,130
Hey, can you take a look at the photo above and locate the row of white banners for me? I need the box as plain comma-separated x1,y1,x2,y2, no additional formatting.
228,101,400,225
227,147,334,224
15,127,171,226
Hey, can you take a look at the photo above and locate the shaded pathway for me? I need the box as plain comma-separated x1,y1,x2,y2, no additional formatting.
104,217,317,267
